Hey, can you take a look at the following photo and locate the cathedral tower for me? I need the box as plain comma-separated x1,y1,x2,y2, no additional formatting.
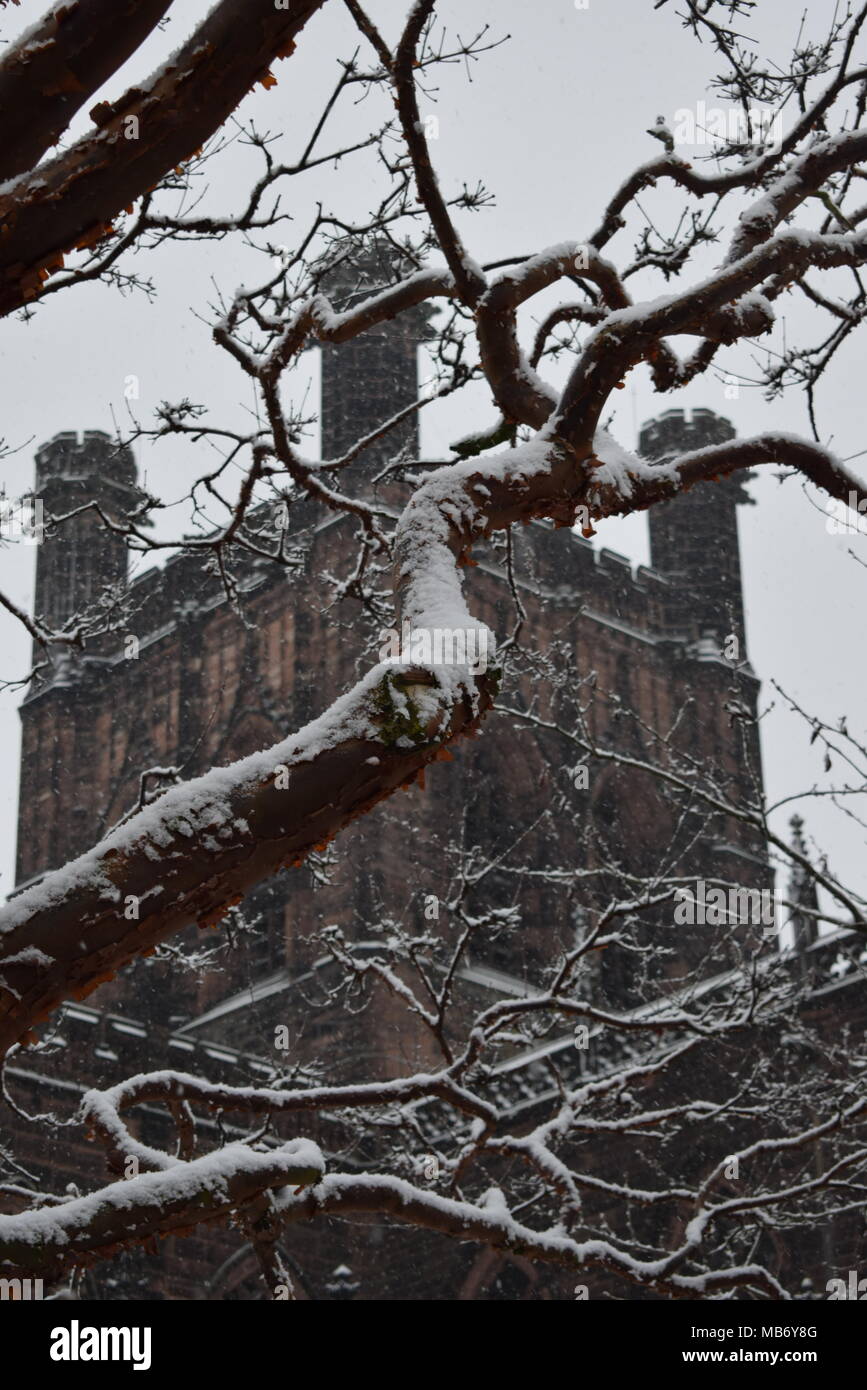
641,407,750,651
319,241,435,476
32,430,139,637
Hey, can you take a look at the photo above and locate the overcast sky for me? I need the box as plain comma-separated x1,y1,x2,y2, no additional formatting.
0,0,864,917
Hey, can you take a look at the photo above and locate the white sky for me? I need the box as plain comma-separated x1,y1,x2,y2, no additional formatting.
0,0,864,914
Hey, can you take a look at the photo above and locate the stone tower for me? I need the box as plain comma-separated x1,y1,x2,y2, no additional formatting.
32,430,140,636
641,407,750,652
319,242,435,477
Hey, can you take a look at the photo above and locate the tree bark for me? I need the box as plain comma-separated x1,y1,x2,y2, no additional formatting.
0,0,327,315
0,0,173,184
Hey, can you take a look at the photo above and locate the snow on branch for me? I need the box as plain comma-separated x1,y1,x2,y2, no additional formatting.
0,1138,323,1277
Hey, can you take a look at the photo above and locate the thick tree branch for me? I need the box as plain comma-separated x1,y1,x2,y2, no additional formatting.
0,665,493,1057
0,1139,323,1278
586,432,867,521
0,0,173,184
0,0,327,315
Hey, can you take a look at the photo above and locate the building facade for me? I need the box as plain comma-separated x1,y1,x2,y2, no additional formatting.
5,252,864,1299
